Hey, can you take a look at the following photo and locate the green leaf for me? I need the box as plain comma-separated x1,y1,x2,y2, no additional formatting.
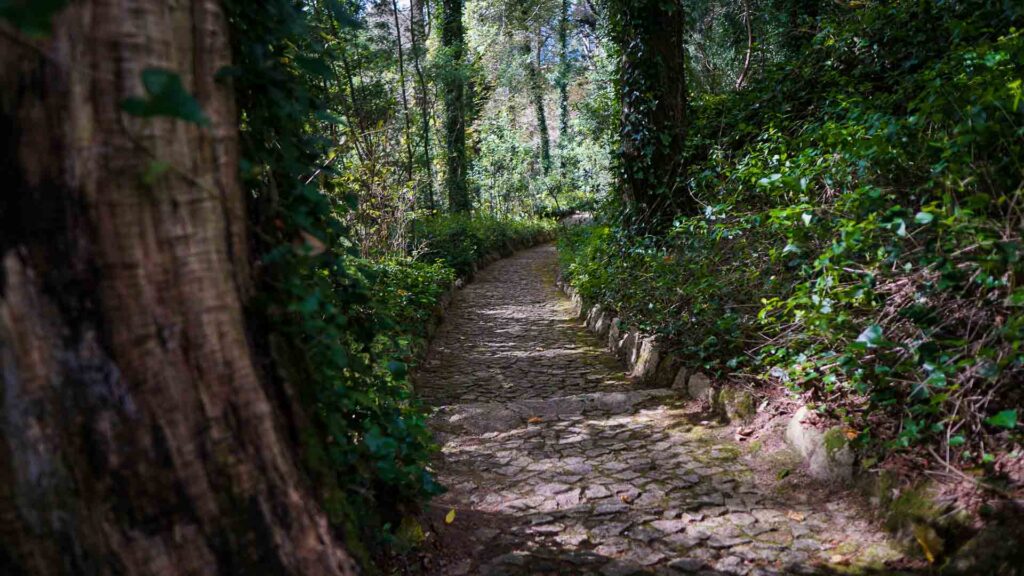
856,324,884,348
985,409,1017,429
121,68,211,126
1007,289,1024,307
387,360,408,379
914,211,935,224
948,435,966,447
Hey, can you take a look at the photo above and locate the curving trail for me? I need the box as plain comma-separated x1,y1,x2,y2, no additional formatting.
416,244,909,576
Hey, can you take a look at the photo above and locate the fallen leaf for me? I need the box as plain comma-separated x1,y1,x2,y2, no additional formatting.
829,554,848,565
528,416,543,424
787,511,805,522
620,494,636,504
445,509,456,524
845,428,858,440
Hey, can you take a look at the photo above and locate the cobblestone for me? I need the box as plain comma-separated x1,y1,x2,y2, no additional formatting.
416,245,906,575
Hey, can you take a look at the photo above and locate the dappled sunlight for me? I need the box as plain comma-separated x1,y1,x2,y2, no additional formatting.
420,246,912,575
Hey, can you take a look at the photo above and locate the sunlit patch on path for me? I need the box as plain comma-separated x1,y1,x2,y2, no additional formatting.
416,245,907,575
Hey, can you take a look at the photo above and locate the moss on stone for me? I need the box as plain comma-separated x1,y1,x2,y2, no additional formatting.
823,427,848,456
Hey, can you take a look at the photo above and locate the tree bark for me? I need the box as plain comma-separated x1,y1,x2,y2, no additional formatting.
440,0,470,213
0,2,357,575
527,36,551,177
390,0,415,182
610,0,690,226
557,0,571,178
410,0,435,211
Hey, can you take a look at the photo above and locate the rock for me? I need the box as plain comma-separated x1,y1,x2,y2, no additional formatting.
619,330,637,363
667,558,706,572
600,559,646,576
626,331,644,369
653,354,683,388
671,367,689,392
594,311,612,337
587,305,603,330
571,293,584,317
784,406,854,482
608,318,622,354
719,387,757,423
651,519,687,533
631,336,661,383
687,372,714,402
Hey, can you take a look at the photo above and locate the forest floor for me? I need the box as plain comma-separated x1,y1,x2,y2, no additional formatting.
411,245,926,575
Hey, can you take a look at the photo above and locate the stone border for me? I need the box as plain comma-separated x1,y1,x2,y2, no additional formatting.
553,269,1024,570
554,270,857,485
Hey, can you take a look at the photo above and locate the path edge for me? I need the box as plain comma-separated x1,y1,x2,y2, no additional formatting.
553,260,1022,574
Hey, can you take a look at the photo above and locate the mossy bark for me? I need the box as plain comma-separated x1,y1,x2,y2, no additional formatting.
0,2,356,574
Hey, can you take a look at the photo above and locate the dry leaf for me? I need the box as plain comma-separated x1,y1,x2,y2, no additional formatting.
620,494,636,504
787,511,805,522
527,416,543,424
845,428,858,440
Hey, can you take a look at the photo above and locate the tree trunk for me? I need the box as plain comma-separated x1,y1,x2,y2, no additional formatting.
440,0,470,213
391,0,415,182
0,2,357,575
527,36,552,177
610,0,689,226
557,0,571,178
410,0,435,211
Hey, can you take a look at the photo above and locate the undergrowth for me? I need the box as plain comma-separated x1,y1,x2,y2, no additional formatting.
560,0,1023,482
226,0,555,562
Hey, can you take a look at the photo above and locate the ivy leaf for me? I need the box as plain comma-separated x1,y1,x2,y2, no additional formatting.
387,360,408,379
1006,289,1024,307
121,68,211,126
855,324,885,348
985,409,1018,429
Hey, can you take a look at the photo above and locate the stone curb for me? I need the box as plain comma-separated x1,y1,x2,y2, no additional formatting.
554,271,859,486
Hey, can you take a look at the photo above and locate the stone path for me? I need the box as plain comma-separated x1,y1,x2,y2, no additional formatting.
416,245,908,576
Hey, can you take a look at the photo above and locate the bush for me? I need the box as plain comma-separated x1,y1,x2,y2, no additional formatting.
410,214,557,277
561,0,1024,469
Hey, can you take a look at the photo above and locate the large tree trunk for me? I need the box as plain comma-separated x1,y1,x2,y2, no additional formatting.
440,0,470,213
610,0,689,227
0,2,357,575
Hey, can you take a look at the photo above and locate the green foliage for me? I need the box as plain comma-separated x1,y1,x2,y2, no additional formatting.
224,0,442,558
411,214,556,277
369,258,456,347
561,0,1024,468
121,68,211,126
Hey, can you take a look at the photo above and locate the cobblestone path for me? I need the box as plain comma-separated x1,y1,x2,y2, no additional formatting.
416,245,907,576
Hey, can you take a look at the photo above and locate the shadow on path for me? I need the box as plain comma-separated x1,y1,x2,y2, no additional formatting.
415,245,922,575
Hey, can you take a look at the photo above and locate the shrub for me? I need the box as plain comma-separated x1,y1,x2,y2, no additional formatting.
561,1,1024,469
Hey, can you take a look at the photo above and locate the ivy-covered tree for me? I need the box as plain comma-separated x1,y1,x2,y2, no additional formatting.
441,0,471,212
609,0,690,226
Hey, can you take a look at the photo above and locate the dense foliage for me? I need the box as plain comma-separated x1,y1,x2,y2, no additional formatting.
560,0,1023,478
222,0,558,559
